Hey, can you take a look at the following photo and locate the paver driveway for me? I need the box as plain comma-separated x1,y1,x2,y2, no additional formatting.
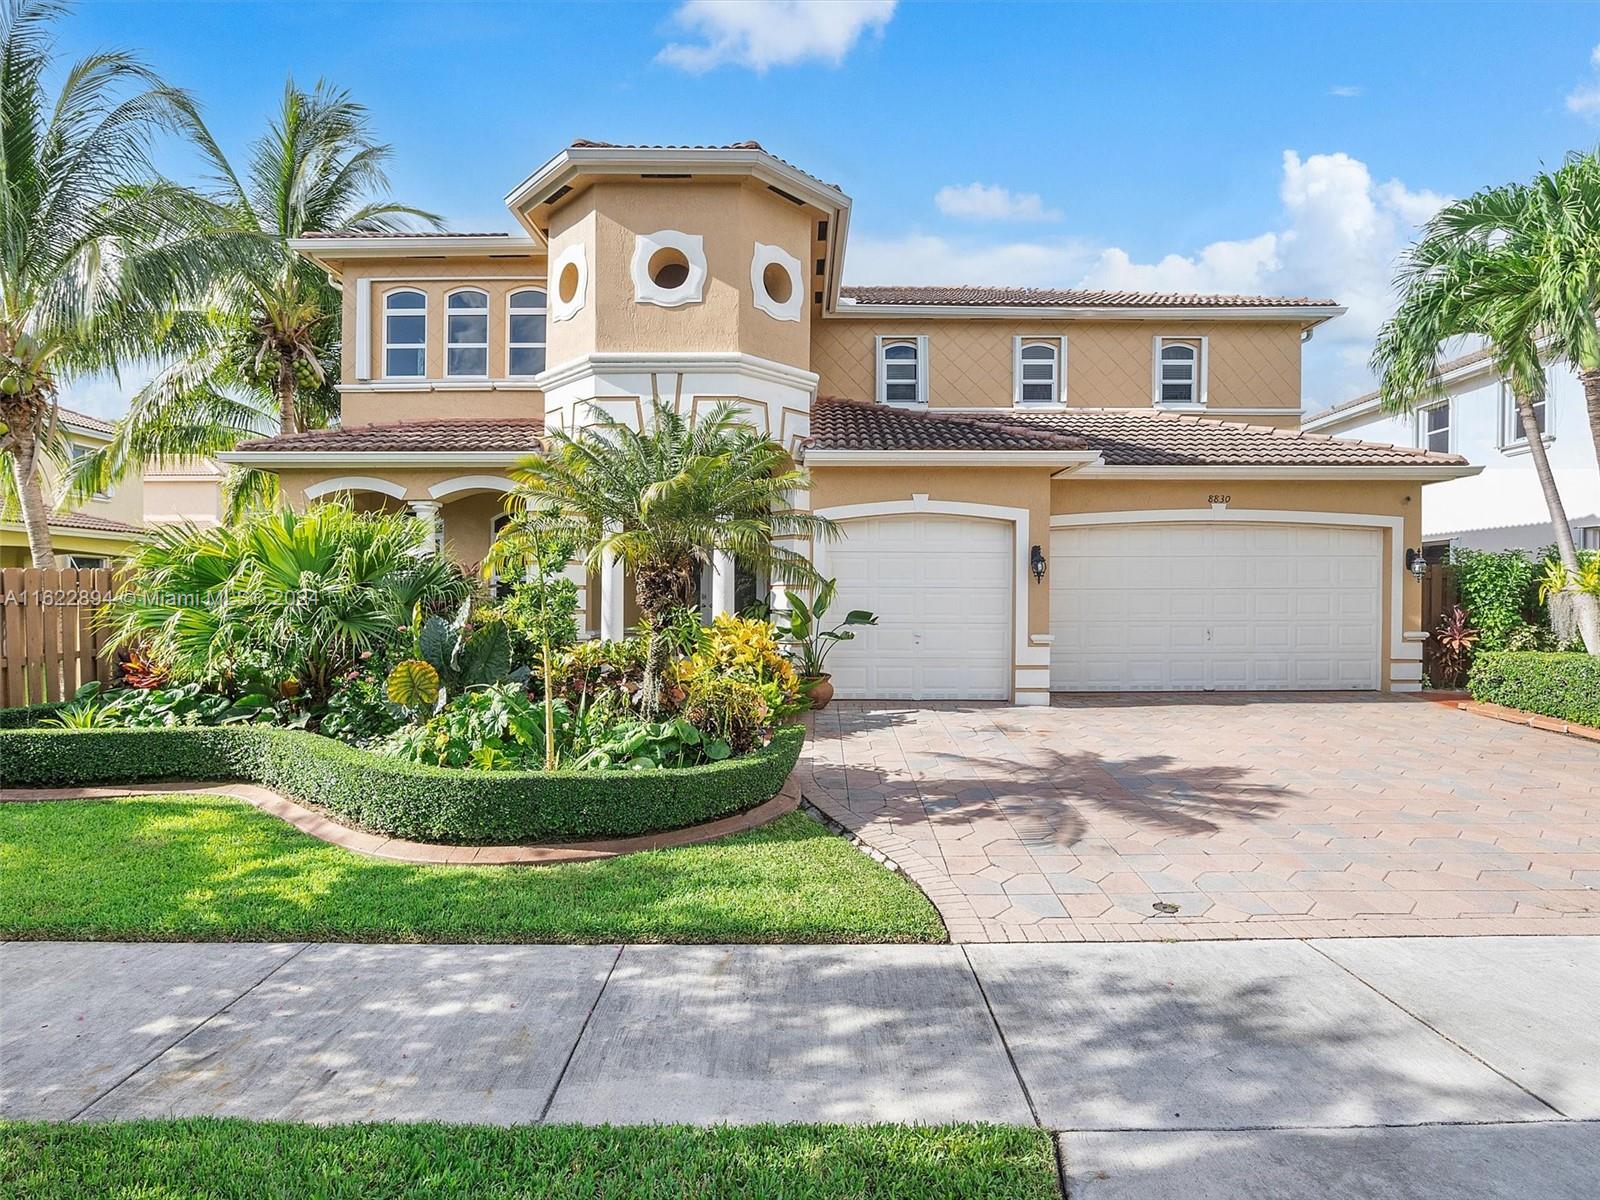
799,695,1600,943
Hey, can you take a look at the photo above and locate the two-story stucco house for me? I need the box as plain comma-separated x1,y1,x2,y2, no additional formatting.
1304,346,1600,558
1,407,146,568
221,141,1478,703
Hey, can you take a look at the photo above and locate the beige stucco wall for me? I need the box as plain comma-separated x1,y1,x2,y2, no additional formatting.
810,319,1304,416
544,178,815,369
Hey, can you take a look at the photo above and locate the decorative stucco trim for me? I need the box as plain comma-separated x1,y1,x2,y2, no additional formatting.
427,475,516,500
550,244,587,323
303,475,409,501
1048,508,1421,669
813,497,1034,705
751,242,803,322
536,350,818,393
632,230,706,308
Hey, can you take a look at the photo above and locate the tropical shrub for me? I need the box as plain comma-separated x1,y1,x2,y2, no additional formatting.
1426,605,1479,688
675,614,803,718
1451,548,1544,651
683,675,770,756
386,598,523,706
102,505,469,704
777,579,877,678
1468,652,1600,728
387,682,542,770
45,681,276,731
319,671,405,745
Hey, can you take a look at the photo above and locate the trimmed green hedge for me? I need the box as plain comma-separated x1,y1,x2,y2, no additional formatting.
1468,652,1600,729
0,701,64,729
0,722,805,845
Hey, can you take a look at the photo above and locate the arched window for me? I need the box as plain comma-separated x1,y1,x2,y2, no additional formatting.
877,336,926,406
1015,339,1062,406
446,289,489,377
1156,338,1202,406
383,289,426,378
507,289,547,376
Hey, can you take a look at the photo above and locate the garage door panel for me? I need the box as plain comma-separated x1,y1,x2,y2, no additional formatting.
1052,522,1381,692
827,515,1012,701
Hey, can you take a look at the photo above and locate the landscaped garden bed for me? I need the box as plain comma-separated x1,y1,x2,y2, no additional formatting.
0,1120,1058,1200
1466,651,1600,731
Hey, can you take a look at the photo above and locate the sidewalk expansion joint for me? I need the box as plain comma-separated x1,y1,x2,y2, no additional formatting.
537,942,624,1124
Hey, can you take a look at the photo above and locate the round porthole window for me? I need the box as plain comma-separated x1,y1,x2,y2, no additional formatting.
761,261,793,305
550,245,588,323
750,243,803,322
558,261,580,304
632,231,706,308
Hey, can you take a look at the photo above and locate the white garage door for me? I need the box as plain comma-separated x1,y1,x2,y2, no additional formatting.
1051,522,1382,691
826,515,1012,700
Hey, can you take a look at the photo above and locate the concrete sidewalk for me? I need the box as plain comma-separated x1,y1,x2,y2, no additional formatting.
3,937,1597,1198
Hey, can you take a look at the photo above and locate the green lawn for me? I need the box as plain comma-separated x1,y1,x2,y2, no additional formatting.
0,1120,1060,1200
0,797,944,944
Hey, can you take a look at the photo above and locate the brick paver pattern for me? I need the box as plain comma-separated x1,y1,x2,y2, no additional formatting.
800,695,1600,943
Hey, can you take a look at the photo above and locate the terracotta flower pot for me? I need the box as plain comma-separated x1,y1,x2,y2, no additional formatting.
804,673,834,711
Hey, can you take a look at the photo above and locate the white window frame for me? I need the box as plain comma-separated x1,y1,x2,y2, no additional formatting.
875,334,929,407
69,443,112,500
1151,335,1208,408
1498,380,1550,451
1581,526,1600,552
382,287,428,379
1013,336,1066,407
444,287,490,379
1417,400,1452,453
506,288,548,378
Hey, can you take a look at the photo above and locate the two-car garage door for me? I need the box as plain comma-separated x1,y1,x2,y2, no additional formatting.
1050,522,1382,691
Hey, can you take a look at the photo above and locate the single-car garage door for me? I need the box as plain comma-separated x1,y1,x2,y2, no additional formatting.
1051,522,1382,691
826,514,1012,700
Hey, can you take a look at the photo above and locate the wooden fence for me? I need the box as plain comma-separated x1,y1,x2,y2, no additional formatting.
1421,563,1460,637
0,567,121,706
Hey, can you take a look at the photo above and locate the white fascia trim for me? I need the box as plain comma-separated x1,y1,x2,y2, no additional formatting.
536,350,819,393
813,497,1036,701
303,475,409,501
806,449,1102,468
1073,464,1482,481
218,450,529,468
427,474,515,500
942,405,1299,417
2,521,143,543
1048,507,1421,665
289,235,539,259
831,303,1346,323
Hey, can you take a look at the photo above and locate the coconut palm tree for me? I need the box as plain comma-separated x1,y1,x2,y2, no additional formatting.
496,400,838,711
70,78,441,516
0,0,211,566
1372,199,1600,653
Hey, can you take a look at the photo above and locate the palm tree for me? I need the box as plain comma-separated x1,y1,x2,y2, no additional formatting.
71,78,440,516
1372,196,1600,652
0,0,208,566
496,400,838,711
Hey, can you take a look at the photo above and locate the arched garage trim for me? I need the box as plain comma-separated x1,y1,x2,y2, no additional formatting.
812,496,1042,704
304,475,407,501
1048,508,1416,688
427,475,515,500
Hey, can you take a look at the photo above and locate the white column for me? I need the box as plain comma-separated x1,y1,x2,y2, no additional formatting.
563,559,591,638
599,546,625,641
709,549,737,618
407,499,442,556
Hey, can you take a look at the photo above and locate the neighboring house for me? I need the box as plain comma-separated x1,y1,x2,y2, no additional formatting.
0,407,145,569
221,140,1477,702
142,457,226,529
1304,348,1600,556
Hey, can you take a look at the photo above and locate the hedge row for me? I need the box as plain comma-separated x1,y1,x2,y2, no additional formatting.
1467,652,1600,729
0,722,806,845
0,701,64,729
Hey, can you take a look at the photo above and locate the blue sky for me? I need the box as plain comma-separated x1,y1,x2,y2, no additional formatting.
56,0,1600,415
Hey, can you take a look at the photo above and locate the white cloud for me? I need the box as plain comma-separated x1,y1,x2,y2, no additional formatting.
657,0,895,73
934,182,1062,222
1328,85,1364,98
1566,42,1600,118
846,150,1450,409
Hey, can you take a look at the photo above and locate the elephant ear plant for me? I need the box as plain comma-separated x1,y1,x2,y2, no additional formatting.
778,579,876,709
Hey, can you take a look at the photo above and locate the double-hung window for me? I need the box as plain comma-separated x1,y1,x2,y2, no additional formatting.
383,289,427,378
507,289,547,376
1499,381,1547,449
1419,401,1451,453
446,289,489,377
876,335,927,406
70,443,111,499
1014,337,1064,406
1153,336,1204,406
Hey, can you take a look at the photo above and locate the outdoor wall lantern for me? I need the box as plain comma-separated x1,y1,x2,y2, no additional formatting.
1030,544,1047,583
1407,548,1429,580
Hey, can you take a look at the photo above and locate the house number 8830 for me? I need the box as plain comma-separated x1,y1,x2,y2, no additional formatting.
1207,494,1231,505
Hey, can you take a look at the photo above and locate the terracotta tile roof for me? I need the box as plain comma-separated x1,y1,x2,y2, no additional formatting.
839,285,1340,309
808,397,1087,452
1304,343,1497,425
234,418,544,454
296,230,511,240
35,511,143,534
57,406,114,435
565,139,845,194
806,398,1467,467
